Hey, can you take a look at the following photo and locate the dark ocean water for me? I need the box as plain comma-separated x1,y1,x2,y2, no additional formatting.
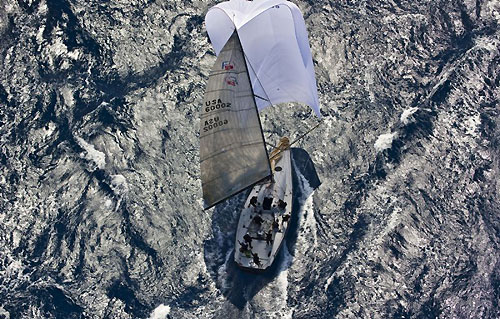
0,0,499,318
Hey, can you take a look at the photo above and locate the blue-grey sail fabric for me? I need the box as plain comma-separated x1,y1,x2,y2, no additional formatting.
201,32,271,209
206,0,321,118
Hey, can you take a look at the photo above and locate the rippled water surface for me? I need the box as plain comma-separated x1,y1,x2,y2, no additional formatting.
0,0,499,318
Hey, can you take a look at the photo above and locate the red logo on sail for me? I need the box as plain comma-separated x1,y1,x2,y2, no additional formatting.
222,61,235,70
225,76,238,86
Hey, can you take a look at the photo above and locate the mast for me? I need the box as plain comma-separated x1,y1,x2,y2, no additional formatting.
235,31,273,179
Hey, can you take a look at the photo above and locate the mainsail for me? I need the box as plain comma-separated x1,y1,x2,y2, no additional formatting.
200,31,271,209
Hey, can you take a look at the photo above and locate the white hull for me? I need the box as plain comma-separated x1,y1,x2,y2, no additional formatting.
234,148,293,271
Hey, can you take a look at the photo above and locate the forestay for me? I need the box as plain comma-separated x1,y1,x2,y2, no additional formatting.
201,32,271,209
206,0,321,117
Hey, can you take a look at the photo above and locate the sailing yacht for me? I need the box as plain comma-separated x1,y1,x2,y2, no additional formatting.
201,0,321,271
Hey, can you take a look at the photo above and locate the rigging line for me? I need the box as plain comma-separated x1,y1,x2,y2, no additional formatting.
241,50,273,107
243,50,318,147
242,53,284,150
254,94,270,102
227,13,274,119
266,142,278,149
228,15,273,177
228,15,298,163
267,120,323,159
223,10,315,118
289,120,323,147
227,12,273,109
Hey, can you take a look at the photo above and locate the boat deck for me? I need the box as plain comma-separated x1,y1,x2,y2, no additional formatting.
235,148,293,271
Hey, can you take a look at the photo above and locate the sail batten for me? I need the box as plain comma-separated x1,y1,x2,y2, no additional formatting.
200,31,271,209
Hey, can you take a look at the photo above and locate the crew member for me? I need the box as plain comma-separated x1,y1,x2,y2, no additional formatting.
243,233,253,249
252,253,261,267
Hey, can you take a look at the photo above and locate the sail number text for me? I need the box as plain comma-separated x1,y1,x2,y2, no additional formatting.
204,116,229,132
205,98,231,113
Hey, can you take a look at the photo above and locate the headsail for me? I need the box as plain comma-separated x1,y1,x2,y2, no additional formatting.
206,0,321,118
200,31,271,209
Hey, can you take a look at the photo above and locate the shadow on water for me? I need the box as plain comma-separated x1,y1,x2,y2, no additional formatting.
202,148,320,310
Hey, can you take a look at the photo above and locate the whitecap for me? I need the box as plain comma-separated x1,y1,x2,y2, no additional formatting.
110,174,129,195
76,137,106,170
149,304,171,319
400,107,419,125
374,132,398,152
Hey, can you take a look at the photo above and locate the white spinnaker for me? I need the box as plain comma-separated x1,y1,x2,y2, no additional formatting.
206,0,321,118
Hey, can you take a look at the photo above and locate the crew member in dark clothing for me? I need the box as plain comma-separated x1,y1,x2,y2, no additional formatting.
253,215,264,226
252,253,261,267
272,219,280,232
282,214,290,223
239,241,249,253
265,230,272,245
278,199,287,209
250,196,258,207
243,233,253,248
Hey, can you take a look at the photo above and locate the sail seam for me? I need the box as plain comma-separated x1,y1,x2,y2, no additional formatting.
203,90,253,97
202,165,268,186
209,70,248,76
200,125,261,140
202,174,271,210
200,140,264,162
204,88,252,94
200,107,257,118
